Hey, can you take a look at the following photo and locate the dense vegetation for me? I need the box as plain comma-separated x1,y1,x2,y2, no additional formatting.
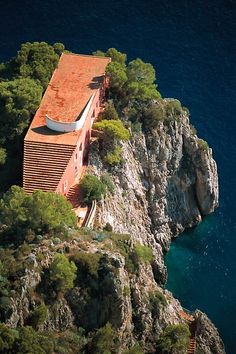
49,254,77,294
156,324,190,354
99,101,119,121
0,186,77,243
0,41,64,190
79,174,113,204
94,118,130,166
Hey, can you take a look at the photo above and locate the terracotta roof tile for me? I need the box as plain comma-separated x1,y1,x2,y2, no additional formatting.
25,53,110,145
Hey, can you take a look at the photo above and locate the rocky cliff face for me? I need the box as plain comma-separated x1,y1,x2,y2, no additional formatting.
4,238,186,350
86,108,224,353
2,108,224,353
195,311,225,354
5,238,224,353
90,111,219,283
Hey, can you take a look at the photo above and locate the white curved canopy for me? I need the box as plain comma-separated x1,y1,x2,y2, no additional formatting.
46,93,95,132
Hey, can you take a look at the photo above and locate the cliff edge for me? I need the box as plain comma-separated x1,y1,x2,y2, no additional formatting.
90,106,218,283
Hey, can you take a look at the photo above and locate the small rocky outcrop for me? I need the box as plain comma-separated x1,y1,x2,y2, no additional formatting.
195,311,225,354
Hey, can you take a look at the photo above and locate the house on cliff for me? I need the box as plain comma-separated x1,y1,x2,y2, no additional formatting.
23,53,110,196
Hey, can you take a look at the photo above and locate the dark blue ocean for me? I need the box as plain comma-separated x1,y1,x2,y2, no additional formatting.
0,0,235,352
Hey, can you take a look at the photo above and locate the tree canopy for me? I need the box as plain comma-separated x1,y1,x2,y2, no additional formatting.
94,48,187,135
90,323,117,354
0,186,77,239
106,61,128,95
16,326,53,354
100,101,119,121
0,148,6,165
93,47,126,65
79,174,106,204
0,323,53,354
127,58,156,84
49,254,77,293
106,48,127,64
0,78,42,142
0,323,19,353
101,48,161,105
1,41,64,89
0,41,65,171
94,119,130,166
94,119,130,143
156,324,190,354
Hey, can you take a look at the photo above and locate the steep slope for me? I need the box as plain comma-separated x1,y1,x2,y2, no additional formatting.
89,110,218,283
2,105,224,354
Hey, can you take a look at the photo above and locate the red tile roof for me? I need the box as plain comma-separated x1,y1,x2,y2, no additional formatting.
25,53,110,145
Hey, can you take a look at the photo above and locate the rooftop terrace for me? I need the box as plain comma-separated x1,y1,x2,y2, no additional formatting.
25,53,110,145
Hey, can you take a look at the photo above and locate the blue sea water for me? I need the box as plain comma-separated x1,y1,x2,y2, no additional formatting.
0,0,235,352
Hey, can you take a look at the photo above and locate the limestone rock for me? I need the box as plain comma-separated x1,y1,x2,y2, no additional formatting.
195,310,226,354
90,111,219,284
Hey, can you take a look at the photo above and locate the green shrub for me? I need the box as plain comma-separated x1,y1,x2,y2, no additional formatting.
103,223,113,232
17,243,32,256
90,323,118,354
100,101,119,120
190,124,197,135
104,51,161,102
0,78,43,142
92,50,106,57
79,174,106,204
54,328,87,354
198,139,209,151
49,254,77,293
165,100,183,117
104,233,137,273
0,148,7,166
28,303,48,329
0,186,77,240
16,326,54,354
0,323,19,352
72,251,101,278
104,146,122,166
94,119,130,143
12,41,64,89
157,324,190,354
133,243,153,264
127,58,156,85
109,240,153,274
105,61,128,95
121,243,153,274
106,48,127,64
101,173,115,194
131,122,142,135
52,237,61,245
142,103,165,131
123,344,143,354
149,291,167,316
123,285,131,297
0,324,53,354
0,249,19,278
124,257,137,274
93,47,127,65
